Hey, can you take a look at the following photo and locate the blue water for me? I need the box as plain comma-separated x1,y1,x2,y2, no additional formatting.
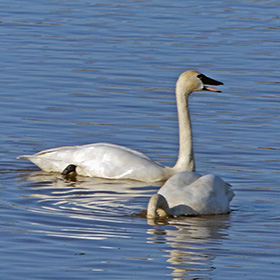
1,0,280,279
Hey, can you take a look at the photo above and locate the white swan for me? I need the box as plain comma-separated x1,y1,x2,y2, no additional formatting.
147,171,235,218
18,70,223,182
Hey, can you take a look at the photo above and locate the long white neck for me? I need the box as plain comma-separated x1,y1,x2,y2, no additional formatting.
173,87,195,172
147,194,169,219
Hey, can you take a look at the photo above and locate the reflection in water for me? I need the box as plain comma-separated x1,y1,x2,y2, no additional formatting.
147,215,231,279
18,171,161,239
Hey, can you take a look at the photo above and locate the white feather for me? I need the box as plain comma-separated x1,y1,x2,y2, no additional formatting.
147,171,235,217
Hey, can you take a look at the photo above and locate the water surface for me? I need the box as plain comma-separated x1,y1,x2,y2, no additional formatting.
1,0,280,279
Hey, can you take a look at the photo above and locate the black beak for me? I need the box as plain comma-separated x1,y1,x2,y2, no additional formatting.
197,73,223,92
197,74,223,86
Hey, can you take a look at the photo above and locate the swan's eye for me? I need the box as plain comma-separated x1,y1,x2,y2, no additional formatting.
197,74,203,79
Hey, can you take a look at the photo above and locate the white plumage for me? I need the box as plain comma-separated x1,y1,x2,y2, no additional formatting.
147,171,235,218
18,143,170,182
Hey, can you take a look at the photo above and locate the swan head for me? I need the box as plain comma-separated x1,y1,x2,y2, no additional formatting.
176,70,223,96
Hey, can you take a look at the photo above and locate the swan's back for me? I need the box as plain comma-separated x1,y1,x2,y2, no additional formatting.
18,143,171,182
158,171,234,215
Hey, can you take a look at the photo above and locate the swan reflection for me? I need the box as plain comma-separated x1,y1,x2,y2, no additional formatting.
18,171,160,240
147,215,231,278
20,171,161,212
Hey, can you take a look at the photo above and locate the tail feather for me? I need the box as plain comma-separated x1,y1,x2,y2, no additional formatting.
17,154,66,173
17,155,32,159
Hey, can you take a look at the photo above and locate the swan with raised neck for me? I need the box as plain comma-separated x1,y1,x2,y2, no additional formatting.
18,70,223,182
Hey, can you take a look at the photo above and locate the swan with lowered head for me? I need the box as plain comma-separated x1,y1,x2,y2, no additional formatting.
18,70,223,182
147,171,235,219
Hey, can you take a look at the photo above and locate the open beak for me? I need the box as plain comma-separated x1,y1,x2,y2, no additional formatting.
198,74,223,93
